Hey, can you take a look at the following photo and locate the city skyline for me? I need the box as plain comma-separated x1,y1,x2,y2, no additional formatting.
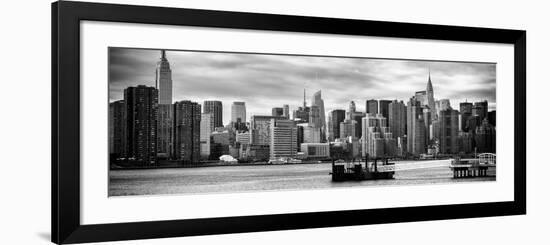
109,48,496,126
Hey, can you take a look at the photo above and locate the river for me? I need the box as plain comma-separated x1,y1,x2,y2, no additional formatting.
108,160,495,196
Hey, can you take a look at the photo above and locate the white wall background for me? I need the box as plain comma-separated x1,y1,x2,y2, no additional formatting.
0,0,547,244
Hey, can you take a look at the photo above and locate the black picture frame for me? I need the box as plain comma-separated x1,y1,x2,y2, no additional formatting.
52,1,526,244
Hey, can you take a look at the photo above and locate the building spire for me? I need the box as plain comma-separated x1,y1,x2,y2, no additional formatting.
303,87,307,108
161,50,166,60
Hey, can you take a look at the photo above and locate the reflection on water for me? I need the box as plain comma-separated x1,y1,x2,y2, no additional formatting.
108,161,495,197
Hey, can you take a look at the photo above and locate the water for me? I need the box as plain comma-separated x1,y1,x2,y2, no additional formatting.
108,160,495,196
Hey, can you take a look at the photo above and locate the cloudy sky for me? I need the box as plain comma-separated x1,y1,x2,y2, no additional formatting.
109,48,496,125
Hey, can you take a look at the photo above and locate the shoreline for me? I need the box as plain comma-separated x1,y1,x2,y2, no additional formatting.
110,158,453,171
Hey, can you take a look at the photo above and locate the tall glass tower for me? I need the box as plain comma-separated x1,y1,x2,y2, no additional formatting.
311,90,326,141
155,50,173,105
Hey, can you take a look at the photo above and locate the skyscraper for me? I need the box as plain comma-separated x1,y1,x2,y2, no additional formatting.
366,99,378,115
488,110,496,126
388,100,407,138
300,123,321,143
250,115,286,145
309,106,321,128
414,91,427,106
436,108,459,154
272,107,284,117
311,90,326,140
124,85,158,165
200,113,214,159
173,101,201,164
155,50,172,105
475,118,496,153
109,100,126,159
379,100,392,125
283,104,290,119
231,101,246,123
436,99,451,113
459,102,473,132
347,101,365,138
328,109,346,141
157,104,173,158
293,88,310,123
203,100,223,128
339,119,357,139
348,101,357,116
270,119,298,159
407,97,426,155
473,100,488,121
426,70,436,116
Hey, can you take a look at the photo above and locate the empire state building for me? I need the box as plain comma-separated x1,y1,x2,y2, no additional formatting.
156,50,173,104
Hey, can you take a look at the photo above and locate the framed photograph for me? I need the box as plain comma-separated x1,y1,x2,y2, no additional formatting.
52,1,526,244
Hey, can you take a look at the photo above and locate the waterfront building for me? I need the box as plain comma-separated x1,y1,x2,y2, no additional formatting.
388,100,407,139
475,118,496,153
240,144,270,161
270,119,298,159
458,131,474,154
124,85,158,165
347,136,362,159
328,109,346,141
157,104,173,158
435,108,459,154
231,101,246,123
407,97,426,155
109,100,126,159
203,100,223,128
155,50,172,105
200,113,214,159
397,136,407,157
211,128,235,159
173,100,201,164
361,114,396,158
272,107,284,117
366,99,378,116
250,115,286,145
300,143,330,159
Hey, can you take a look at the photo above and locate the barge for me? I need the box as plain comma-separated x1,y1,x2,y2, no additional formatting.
330,156,395,182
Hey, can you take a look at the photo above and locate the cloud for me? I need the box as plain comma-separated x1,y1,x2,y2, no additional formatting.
109,48,496,125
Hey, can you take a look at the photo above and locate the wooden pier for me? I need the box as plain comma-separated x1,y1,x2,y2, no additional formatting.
450,155,496,179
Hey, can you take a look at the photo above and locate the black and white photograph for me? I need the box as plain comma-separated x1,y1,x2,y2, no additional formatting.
108,48,497,196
